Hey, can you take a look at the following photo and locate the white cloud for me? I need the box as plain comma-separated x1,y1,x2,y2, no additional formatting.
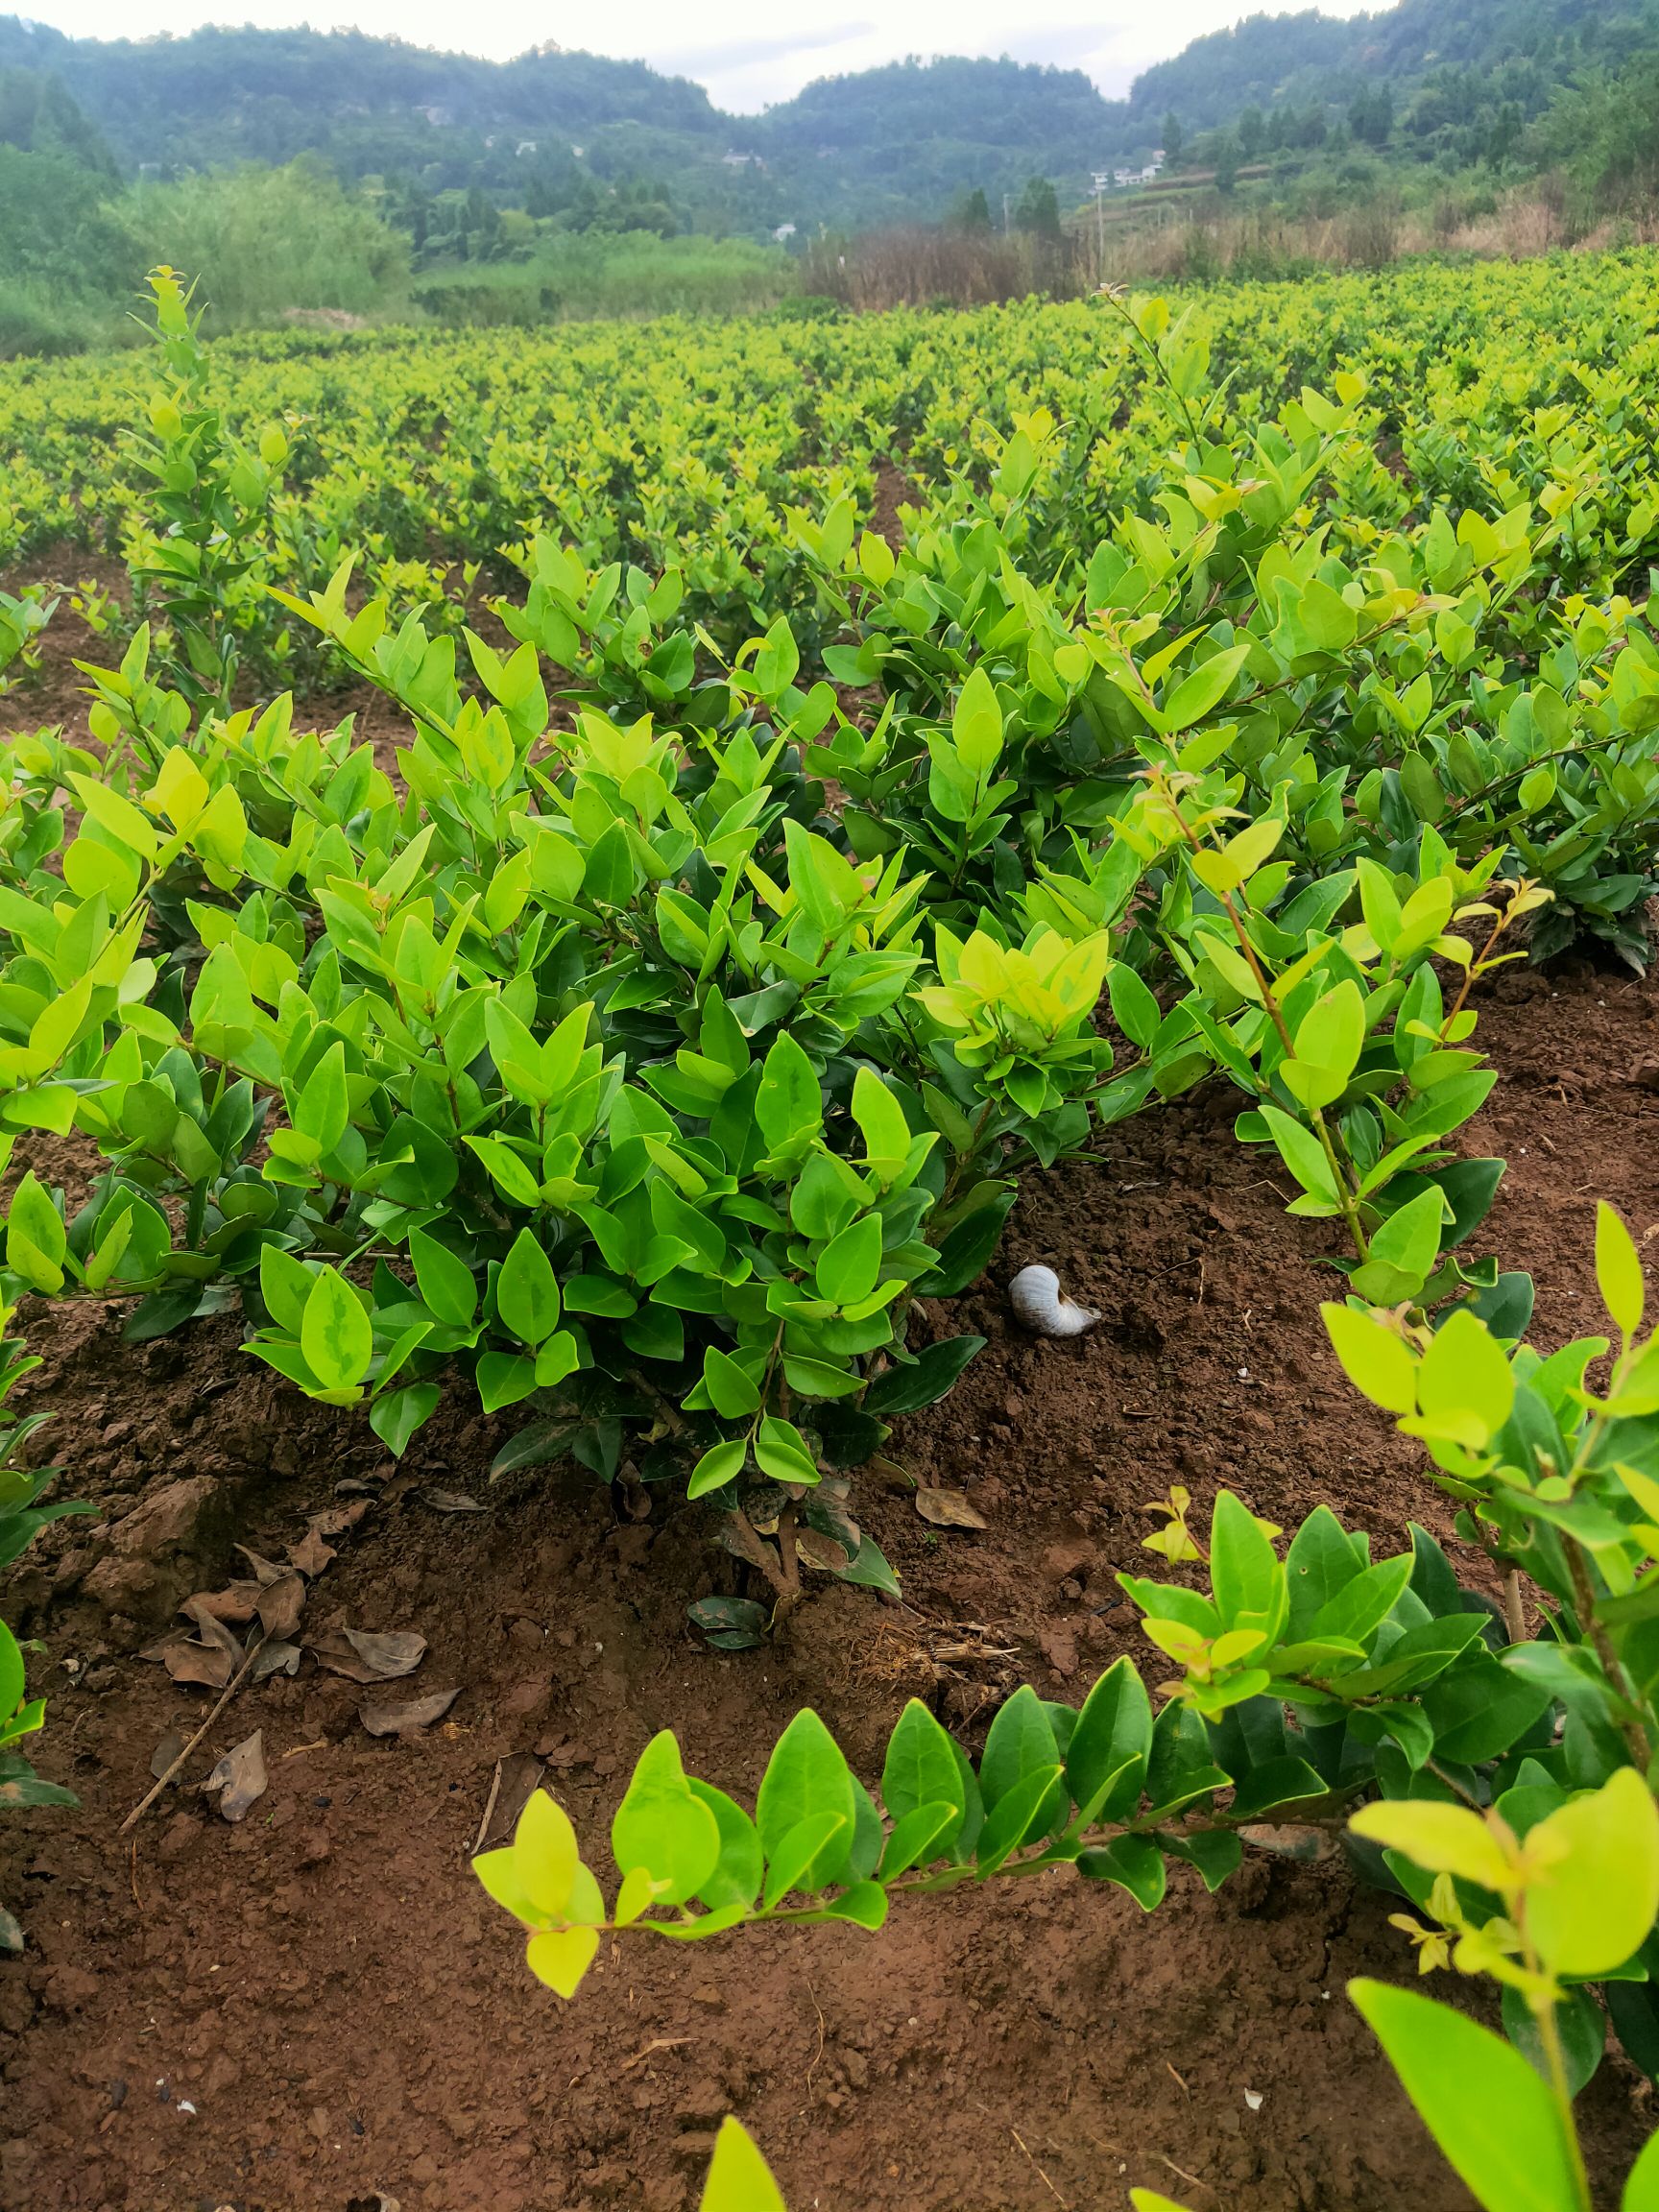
24,0,1379,112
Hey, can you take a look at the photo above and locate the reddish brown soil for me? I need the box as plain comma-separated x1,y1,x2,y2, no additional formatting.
0,550,499,780
871,461,921,552
2,609,1659,2212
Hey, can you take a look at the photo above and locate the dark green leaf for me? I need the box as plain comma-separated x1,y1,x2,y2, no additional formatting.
863,1334,986,1414
1077,1835,1166,1910
1066,1658,1151,1823
1226,1756,1329,1821
688,1780,764,1911
687,1594,769,1651
975,1763,1067,1873
978,1686,1060,1812
1421,1659,1552,1764
929,1191,1017,1297
1502,1984,1603,2098
756,1711,856,1890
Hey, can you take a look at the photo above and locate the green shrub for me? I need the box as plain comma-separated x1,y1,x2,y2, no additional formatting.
478,1208,1659,2212
121,161,409,329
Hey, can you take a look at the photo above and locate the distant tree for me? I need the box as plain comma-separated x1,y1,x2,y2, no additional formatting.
121,162,407,320
1013,174,1060,240
1237,105,1265,160
952,184,992,230
1161,108,1184,165
1213,131,1239,195
1485,97,1524,165
0,65,116,176
1348,85,1394,147
0,142,130,288
1541,54,1659,208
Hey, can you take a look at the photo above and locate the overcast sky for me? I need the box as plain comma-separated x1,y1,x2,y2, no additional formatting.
20,0,1379,111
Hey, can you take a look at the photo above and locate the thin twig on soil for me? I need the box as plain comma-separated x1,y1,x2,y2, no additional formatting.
1009,2126,1071,2209
1241,1177,1295,1203
1159,2152,1216,2203
118,1629,270,1836
620,2037,689,2074
471,1759,504,1854
805,1984,827,2091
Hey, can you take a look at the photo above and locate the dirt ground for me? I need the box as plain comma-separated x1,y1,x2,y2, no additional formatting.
1,606,1658,2212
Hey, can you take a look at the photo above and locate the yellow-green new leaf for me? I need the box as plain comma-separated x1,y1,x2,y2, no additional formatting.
1414,1309,1515,1448
951,665,1003,776
700,2118,789,2212
1162,640,1253,733
525,1925,599,1999
1322,1304,1419,1415
510,1788,582,1921
1524,1767,1659,1980
471,1845,546,1927
1596,1201,1646,1340
1623,2130,1659,2212
1350,1979,1580,2212
1348,1800,1516,1894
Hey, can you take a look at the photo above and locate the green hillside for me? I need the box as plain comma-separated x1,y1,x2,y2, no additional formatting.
5,0,1659,352
0,21,1133,231
6,1,1659,237
1132,0,1654,122
1132,0,1659,153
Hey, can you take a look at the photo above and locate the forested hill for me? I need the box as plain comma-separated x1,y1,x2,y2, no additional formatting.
1128,0,1659,132
0,21,1138,228
0,23,724,157
3,0,1659,232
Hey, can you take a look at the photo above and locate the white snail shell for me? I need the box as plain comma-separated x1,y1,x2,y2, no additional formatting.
1008,1264,1101,1337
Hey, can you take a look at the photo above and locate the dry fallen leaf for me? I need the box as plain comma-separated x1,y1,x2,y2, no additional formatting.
479,1751,544,1850
420,1488,484,1515
1238,1822,1335,1863
145,1602,246,1689
308,1501,371,1539
309,1627,426,1683
183,1599,245,1660
252,1640,302,1682
256,1571,307,1642
150,1638,234,1690
915,1486,988,1530
149,1730,185,1782
613,1467,652,1523
203,1730,267,1823
181,1582,261,1625
795,1527,852,1574
359,1689,459,1738
233,1546,289,1587
285,1527,336,1577
868,1456,915,1492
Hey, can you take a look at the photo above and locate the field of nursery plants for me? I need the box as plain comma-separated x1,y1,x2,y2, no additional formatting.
1,255,1659,2212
